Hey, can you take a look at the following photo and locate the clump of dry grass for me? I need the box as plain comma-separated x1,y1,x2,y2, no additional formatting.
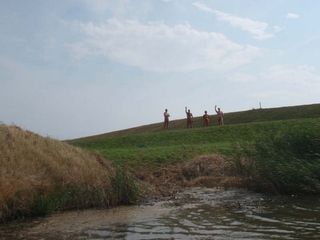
134,154,247,198
0,124,116,222
182,155,246,188
181,155,235,180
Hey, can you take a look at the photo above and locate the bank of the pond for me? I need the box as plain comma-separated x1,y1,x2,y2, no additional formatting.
134,154,247,199
0,125,138,223
234,128,320,194
71,117,320,196
2,117,320,223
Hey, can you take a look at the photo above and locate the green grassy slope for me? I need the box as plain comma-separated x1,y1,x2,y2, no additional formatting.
72,103,320,141
70,104,320,194
72,118,320,168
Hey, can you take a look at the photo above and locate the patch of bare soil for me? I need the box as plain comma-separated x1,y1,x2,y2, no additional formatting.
134,154,248,199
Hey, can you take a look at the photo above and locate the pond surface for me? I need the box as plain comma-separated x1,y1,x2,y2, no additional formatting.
1,188,319,239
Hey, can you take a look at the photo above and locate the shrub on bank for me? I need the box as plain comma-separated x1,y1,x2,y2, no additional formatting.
235,128,320,194
111,167,139,205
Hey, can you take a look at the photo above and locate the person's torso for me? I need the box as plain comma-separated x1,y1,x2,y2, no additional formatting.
203,114,209,120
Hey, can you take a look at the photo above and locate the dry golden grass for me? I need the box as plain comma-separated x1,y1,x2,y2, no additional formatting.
0,125,114,222
134,154,247,198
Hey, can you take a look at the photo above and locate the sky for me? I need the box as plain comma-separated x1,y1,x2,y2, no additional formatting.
0,0,320,139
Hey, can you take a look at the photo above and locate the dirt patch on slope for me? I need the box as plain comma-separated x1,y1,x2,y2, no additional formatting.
134,154,247,198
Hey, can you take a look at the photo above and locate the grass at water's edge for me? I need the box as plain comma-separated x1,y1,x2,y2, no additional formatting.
0,125,139,223
72,118,320,195
2,117,320,223
1,167,139,223
233,128,320,194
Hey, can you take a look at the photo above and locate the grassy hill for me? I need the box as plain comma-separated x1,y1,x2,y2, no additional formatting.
71,118,320,168
70,104,320,194
72,103,320,141
70,103,320,167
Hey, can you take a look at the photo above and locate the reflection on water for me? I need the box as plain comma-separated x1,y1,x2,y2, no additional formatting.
1,188,319,240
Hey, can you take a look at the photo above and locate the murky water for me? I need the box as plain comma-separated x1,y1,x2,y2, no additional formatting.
1,188,319,239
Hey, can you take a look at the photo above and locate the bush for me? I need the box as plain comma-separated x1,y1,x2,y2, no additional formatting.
237,129,320,194
111,167,139,205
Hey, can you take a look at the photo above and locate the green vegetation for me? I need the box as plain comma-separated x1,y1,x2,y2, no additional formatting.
70,104,320,195
72,118,320,169
235,128,320,194
2,104,320,222
111,167,139,205
71,103,320,140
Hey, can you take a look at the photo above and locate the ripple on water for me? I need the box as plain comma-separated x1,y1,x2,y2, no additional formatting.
1,188,319,240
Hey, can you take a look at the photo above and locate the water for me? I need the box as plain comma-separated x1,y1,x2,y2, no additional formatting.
1,188,319,239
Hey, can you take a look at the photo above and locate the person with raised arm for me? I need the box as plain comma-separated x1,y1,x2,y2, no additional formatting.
185,107,193,128
163,109,170,129
215,105,224,126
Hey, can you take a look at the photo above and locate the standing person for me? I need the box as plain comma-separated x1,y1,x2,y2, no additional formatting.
203,110,210,127
185,107,193,128
163,109,170,129
215,105,224,126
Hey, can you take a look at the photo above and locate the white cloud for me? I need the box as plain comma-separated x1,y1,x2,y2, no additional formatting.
192,2,214,13
231,65,320,85
230,65,320,97
192,2,277,40
273,25,282,33
265,65,319,85
286,13,300,19
69,19,262,72
228,65,320,106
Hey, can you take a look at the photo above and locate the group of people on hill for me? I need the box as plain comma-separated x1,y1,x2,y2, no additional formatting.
163,105,224,129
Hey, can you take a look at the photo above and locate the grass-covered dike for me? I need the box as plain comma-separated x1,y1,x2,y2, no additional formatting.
71,104,320,196
73,118,320,196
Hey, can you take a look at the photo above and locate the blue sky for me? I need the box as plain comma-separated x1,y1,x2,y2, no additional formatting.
0,0,319,139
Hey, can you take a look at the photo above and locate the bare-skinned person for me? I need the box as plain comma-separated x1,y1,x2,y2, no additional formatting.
215,105,224,126
185,107,193,128
163,109,170,129
203,110,210,127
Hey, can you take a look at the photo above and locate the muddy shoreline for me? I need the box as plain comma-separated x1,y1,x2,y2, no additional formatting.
135,154,248,199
